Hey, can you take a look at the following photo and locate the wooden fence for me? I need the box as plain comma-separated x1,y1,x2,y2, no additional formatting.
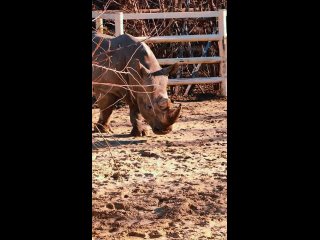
92,10,227,96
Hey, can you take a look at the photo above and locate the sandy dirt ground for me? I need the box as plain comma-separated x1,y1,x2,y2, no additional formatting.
92,99,227,240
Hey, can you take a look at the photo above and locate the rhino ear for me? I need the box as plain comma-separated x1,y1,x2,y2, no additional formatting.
159,62,180,76
135,59,150,79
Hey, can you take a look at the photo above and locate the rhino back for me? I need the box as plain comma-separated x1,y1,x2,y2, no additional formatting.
92,43,143,100
92,33,162,101
92,33,138,55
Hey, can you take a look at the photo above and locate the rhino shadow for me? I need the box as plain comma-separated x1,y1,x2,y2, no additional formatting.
92,138,147,149
178,114,227,123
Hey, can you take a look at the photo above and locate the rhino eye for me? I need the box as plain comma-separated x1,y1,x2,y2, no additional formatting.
146,104,152,110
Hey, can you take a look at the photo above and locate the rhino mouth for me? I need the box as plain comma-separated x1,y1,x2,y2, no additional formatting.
152,126,172,135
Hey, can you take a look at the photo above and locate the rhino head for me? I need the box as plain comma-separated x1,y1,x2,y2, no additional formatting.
132,59,182,135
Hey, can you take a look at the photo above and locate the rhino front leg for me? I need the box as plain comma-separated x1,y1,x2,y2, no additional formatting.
129,106,149,137
93,94,117,134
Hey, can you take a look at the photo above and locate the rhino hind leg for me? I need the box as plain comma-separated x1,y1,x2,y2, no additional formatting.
129,106,149,137
93,94,117,134
93,122,113,134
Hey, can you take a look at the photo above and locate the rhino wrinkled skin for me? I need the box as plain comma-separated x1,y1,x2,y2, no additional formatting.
92,32,181,136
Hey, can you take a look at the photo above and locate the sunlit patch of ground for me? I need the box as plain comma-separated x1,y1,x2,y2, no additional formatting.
92,99,227,240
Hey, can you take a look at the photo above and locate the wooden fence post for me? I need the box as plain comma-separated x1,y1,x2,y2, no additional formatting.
96,17,103,34
115,12,124,36
218,9,227,97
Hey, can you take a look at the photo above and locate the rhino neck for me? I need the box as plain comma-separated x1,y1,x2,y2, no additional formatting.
125,42,167,100
141,42,162,72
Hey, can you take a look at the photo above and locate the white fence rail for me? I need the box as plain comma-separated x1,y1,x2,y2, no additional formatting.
157,57,222,65
92,10,227,96
135,34,222,43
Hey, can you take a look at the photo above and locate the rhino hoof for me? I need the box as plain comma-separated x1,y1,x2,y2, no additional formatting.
93,124,113,134
130,128,149,137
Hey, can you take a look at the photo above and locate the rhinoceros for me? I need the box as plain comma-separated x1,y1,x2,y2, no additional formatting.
92,32,181,136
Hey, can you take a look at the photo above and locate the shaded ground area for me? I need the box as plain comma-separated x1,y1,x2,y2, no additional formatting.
92,100,227,240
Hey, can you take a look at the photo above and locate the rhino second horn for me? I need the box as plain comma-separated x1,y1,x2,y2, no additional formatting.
167,104,182,125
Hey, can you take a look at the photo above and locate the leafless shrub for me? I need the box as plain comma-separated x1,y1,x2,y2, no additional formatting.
92,0,227,98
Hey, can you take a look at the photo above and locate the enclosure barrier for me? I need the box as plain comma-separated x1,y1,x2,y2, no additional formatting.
92,10,227,96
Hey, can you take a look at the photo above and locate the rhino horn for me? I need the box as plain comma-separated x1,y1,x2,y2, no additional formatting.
167,104,182,125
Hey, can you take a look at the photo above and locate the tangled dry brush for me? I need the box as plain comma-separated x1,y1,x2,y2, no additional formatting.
92,0,227,99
